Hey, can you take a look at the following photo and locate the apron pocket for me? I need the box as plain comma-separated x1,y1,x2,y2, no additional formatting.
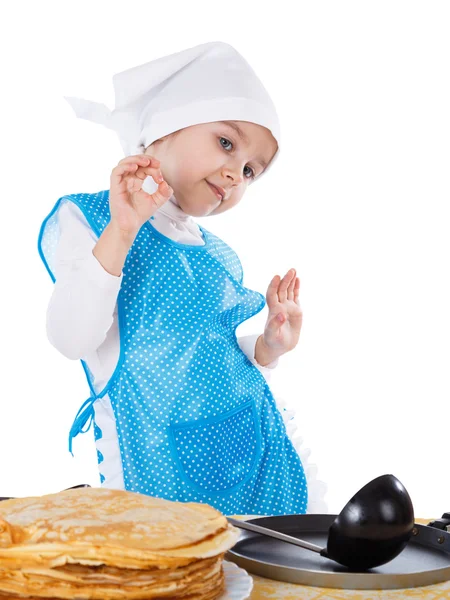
169,399,262,494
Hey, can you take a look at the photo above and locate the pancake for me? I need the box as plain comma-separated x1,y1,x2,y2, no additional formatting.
0,487,240,599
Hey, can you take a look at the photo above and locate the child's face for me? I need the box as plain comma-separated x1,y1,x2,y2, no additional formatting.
144,120,278,217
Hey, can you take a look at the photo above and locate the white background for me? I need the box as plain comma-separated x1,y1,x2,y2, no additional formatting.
0,0,448,519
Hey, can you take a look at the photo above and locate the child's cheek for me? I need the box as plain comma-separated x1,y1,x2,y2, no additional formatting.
178,154,205,180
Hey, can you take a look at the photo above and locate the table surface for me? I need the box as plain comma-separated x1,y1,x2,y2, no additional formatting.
231,516,450,599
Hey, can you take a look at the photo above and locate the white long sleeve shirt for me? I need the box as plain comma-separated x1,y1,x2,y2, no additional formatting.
45,190,278,488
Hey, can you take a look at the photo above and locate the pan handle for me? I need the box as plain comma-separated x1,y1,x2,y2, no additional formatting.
427,513,450,531
0,484,91,502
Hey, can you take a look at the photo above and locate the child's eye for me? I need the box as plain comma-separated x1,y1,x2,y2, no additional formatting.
219,137,255,179
219,136,233,151
244,165,255,179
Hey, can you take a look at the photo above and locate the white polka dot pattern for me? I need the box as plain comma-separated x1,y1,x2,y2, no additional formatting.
170,400,260,493
38,190,308,516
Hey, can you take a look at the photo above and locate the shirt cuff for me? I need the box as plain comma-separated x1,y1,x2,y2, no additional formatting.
84,248,124,291
236,333,279,370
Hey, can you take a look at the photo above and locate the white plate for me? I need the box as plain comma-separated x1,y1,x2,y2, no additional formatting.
220,560,253,599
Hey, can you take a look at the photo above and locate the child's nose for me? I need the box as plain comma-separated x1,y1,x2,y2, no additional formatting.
222,166,244,185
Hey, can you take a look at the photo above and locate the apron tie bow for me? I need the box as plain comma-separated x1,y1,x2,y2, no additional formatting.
69,395,98,456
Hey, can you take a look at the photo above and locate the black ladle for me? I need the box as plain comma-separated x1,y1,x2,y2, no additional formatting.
228,474,415,571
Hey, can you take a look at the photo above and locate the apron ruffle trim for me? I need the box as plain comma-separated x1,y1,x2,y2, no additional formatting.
274,394,328,514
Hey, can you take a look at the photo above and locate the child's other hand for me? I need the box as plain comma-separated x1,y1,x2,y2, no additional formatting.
262,268,303,357
109,154,174,236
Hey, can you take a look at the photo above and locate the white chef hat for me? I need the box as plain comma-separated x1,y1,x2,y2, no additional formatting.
64,41,281,182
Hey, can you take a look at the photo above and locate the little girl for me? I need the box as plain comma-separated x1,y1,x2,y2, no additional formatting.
38,41,327,516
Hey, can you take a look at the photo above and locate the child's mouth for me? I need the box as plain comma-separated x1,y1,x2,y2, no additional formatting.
206,181,224,202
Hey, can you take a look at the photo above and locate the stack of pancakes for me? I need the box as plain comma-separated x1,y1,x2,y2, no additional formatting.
0,487,240,599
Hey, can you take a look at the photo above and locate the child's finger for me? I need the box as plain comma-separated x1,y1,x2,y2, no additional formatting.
111,165,162,197
110,162,140,187
127,176,141,193
278,269,295,303
117,154,159,168
111,156,161,186
287,271,297,300
111,166,140,193
266,275,281,306
133,181,173,211
134,164,165,183
294,278,301,305
112,158,153,181
124,169,172,199
155,180,173,197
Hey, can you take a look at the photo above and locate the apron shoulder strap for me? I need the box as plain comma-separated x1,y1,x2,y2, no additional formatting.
37,190,111,282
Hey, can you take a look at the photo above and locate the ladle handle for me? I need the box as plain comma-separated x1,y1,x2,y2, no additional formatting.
227,517,323,554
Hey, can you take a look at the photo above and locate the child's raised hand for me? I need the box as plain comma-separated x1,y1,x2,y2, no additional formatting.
109,154,174,236
262,268,303,356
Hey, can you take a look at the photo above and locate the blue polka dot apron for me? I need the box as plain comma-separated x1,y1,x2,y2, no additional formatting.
38,190,308,516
